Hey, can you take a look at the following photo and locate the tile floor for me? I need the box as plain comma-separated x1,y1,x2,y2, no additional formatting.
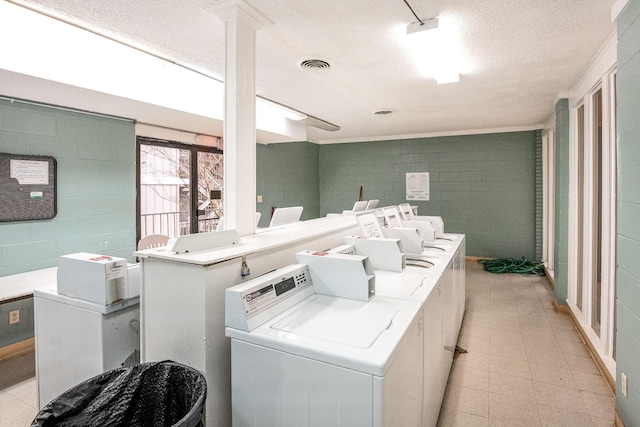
0,350,37,426
437,259,616,426
0,259,617,426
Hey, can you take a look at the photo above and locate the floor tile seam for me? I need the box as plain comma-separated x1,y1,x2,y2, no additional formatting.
443,384,491,418
520,329,557,339
522,343,563,355
531,380,593,416
517,320,552,330
12,393,37,410
513,299,545,305
486,390,543,425
536,402,597,425
453,359,491,372
559,348,591,359
0,394,33,410
524,346,567,360
488,342,529,363
578,389,617,420
448,380,490,394
579,387,617,406
515,301,548,308
574,386,615,398
524,353,570,371
489,328,526,338
488,341,527,355
516,311,550,318
590,414,616,425
4,389,26,401
527,366,580,390
488,328,525,338
487,370,537,398
521,331,560,343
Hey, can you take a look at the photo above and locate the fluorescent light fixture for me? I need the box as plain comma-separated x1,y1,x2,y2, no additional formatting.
257,98,307,121
435,72,460,85
405,17,461,84
0,2,309,136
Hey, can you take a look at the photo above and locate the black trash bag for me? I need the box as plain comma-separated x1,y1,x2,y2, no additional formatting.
31,360,207,427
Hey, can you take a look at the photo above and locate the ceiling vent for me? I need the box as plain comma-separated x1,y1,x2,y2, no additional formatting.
298,59,331,70
374,110,394,115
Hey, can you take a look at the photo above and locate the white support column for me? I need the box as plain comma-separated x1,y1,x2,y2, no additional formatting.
212,0,271,236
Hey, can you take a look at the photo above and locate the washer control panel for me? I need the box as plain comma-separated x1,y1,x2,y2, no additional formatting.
226,264,315,331
241,267,311,318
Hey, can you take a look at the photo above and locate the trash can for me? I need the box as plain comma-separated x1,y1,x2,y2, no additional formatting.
31,360,207,427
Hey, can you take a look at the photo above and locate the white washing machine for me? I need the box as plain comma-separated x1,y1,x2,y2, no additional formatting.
372,259,455,427
34,286,140,408
225,263,424,427
326,241,454,427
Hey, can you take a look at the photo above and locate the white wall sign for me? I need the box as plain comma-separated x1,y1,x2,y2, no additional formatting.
10,159,49,185
406,172,430,201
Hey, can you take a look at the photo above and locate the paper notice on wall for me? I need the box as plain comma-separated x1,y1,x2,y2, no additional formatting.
406,172,430,201
10,159,49,185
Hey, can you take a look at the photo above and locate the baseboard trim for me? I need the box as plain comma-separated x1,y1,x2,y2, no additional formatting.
615,411,625,427
564,308,616,395
543,265,555,287
0,337,35,362
552,299,571,314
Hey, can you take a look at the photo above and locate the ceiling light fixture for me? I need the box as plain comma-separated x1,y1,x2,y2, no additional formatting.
402,0,460,85
0,1,336,137
257,98,307,121
407,18,439,35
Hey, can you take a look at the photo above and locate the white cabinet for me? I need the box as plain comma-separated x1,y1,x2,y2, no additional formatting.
423,278,444,426
425,234,466,425
454,239,466,333
137,217,360,427
34,287,139,408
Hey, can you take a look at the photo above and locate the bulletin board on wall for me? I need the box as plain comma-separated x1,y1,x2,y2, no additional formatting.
0,153,57,222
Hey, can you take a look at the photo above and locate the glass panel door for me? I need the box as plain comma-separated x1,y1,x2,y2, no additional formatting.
139,143,191,238
137,137,223,242
591,88,603,337
576,105,585,312
197,151,224,233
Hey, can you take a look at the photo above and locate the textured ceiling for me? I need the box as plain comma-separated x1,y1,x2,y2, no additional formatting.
5,0,616,143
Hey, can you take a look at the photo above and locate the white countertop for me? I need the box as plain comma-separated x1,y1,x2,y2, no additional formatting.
34,285,139,314
135,216,359,266
0,267,57,302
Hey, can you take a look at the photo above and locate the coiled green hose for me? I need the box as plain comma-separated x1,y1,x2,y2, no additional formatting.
478,257,546,276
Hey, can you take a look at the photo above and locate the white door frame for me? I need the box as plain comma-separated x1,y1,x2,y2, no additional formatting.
567,65,617,378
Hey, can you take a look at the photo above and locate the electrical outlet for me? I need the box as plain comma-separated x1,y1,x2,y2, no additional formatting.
257,195,263,203
9,309,19,325
622,372,628,398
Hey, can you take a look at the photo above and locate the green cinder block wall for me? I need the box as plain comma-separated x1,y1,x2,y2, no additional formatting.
554,98,570,305
0,99,137,278
256,141,320,227
318,131,538,260
616,0,640,424
0,298,34,347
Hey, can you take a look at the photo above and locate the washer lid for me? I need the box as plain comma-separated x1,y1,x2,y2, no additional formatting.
271,297,398,348
374,270,426,296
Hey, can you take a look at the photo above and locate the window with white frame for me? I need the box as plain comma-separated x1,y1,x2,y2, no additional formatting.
568,66,617,377
542,130,555,277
